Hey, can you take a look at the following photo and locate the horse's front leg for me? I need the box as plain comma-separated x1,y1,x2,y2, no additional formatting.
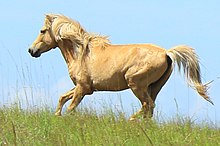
55,87,75,116
67,84,92,114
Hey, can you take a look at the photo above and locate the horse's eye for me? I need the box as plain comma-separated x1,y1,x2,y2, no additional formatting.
40,30,46,34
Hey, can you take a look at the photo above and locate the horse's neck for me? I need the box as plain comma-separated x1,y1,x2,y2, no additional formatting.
59,43,77,66
59,43,86,67
58,43,90,84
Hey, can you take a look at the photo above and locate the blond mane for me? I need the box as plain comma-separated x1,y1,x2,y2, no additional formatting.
89,35,110,49
45,14,110,50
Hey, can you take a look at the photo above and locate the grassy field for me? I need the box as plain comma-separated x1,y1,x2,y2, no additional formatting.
0,105,219,146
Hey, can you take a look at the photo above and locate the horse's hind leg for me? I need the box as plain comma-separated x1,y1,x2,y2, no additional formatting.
148,56,173,115
125,72,154,120
128,85,154,121
55,87,75,116
148,73,172,115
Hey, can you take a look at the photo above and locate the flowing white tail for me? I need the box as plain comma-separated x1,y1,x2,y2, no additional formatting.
167,45,213,105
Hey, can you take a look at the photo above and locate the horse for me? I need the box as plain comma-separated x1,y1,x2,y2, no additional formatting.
28,14,213,120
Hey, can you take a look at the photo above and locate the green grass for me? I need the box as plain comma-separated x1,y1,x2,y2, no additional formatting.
0,105,219,146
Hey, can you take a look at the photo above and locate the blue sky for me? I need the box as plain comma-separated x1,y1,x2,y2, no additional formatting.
0,1,220,125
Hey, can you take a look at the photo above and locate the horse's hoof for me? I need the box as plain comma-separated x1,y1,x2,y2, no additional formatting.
129,117,137,121
54,112,61,116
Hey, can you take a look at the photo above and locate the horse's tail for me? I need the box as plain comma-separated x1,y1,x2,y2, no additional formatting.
166,45,213,105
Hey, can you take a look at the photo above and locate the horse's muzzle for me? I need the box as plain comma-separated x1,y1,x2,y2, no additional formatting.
28,48,41,58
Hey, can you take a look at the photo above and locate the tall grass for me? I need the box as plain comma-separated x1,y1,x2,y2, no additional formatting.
0,104,219,146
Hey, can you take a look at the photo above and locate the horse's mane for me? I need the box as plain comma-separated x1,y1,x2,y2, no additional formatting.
45,14,110,50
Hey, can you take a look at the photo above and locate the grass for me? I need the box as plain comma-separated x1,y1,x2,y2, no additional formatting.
0,105,219,146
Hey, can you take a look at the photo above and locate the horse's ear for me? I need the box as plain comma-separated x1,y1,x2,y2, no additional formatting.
45,14,54,23
44,14,54,28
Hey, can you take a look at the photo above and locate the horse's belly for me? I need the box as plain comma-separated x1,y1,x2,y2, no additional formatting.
92,74,128,91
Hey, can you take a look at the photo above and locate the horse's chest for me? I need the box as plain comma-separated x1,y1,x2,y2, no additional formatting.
68,65,78,84
69,72,77,84
68,64,89,85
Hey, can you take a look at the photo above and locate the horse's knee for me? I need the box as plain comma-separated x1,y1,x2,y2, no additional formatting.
67,96,83,112
58,95,67,104
55,88,75,116
59,89,75,104
67,85,93,112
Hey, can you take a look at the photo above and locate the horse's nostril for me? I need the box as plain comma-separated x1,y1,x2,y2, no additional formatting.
28,48,32,54
28,48,41,57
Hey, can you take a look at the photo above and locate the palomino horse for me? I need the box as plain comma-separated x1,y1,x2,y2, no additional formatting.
28,14,213,120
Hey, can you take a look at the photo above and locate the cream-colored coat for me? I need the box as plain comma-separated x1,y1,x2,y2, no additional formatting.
28,14,213,120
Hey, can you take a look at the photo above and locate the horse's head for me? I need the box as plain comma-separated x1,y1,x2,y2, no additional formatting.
28,14,109,58
28,15,57,58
